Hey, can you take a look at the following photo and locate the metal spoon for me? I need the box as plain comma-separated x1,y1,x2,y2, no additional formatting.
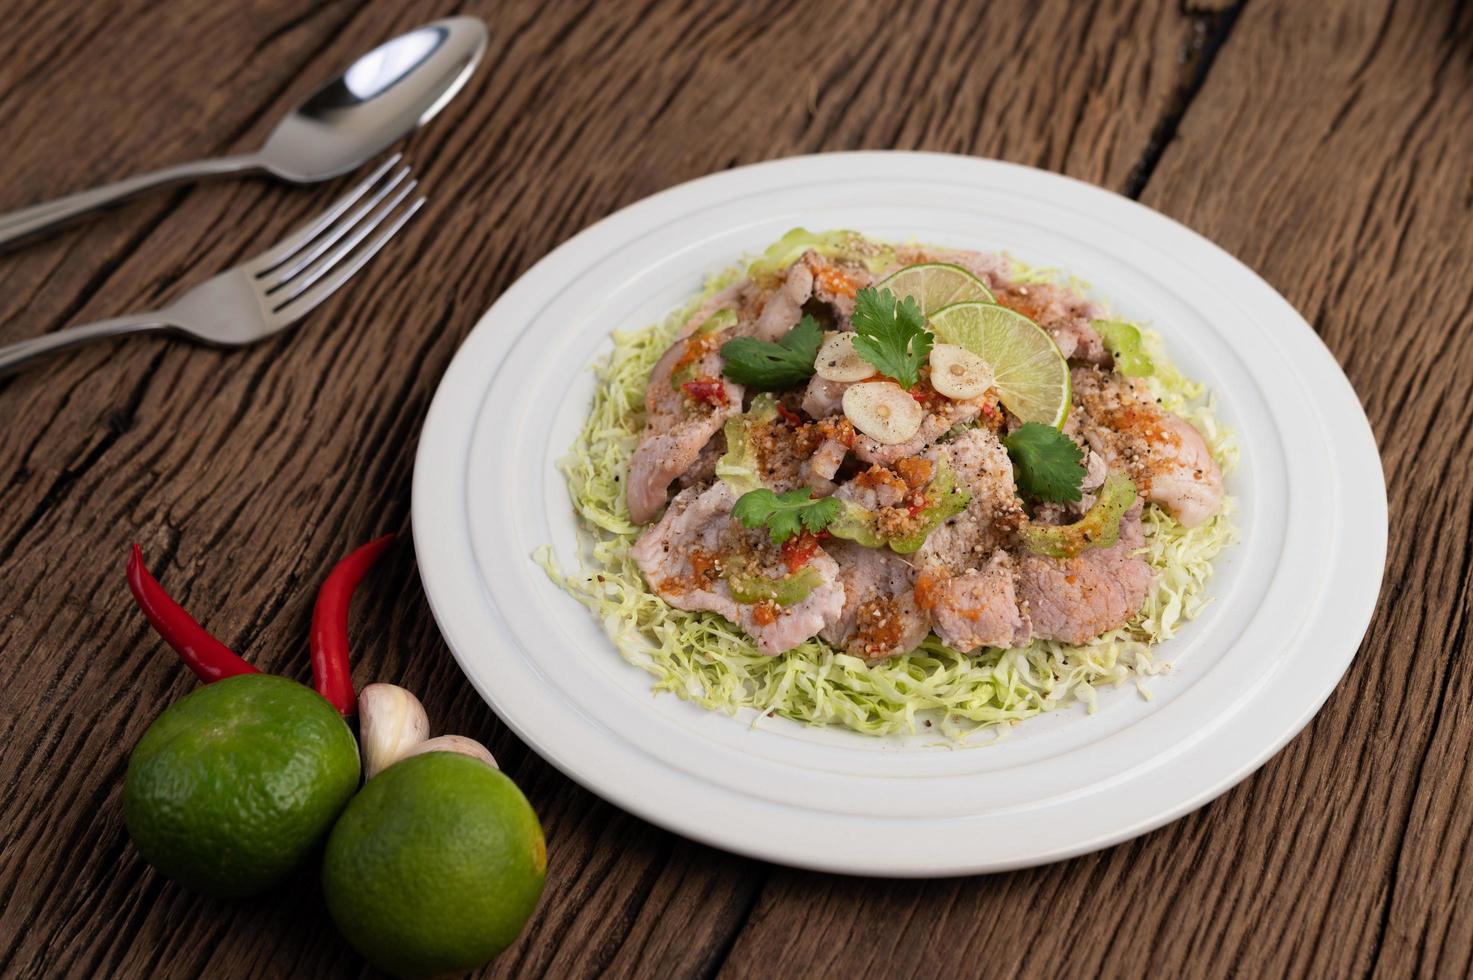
0,15,486,251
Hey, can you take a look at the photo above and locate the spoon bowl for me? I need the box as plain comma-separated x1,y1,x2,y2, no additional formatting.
257,17,488,182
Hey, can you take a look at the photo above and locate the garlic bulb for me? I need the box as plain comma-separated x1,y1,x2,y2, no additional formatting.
357,683,430,780
928,343,994,400
814,332,877,383
404,735,498,770
842,381,924,444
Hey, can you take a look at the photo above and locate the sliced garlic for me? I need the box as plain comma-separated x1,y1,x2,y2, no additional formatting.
815,331,877,383
358,683,431,780
928,344,994,400
404,735,499,770
842,381,924,444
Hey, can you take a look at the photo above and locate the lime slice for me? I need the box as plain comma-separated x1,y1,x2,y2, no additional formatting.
876,262,994,313
928,301,1070,427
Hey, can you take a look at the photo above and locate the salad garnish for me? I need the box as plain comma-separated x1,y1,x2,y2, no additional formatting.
732,487,841,544
719,315,822,388
1003,422,1087,503
850,286,933,388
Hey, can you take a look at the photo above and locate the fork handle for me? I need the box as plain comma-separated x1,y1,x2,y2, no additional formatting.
0,315,170,376
0,155,262,252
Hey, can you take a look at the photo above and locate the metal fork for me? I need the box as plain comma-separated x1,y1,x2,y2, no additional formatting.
0,155,425,375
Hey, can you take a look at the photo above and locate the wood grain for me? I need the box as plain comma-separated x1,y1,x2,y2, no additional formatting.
0,0,1464,977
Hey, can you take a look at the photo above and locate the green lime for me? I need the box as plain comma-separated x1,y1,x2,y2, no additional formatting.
322,752,546,979
123,674,361,899
928,301,1071,427
876,262,994,312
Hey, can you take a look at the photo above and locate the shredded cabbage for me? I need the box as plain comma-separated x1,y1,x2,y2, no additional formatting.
539,250,1238,740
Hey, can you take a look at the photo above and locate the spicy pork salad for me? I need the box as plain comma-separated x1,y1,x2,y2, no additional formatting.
541,230,1237,737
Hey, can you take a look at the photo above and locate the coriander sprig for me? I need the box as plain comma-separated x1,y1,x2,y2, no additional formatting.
850,286,933,389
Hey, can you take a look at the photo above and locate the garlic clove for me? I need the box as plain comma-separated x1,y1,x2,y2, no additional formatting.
403,735,498,770
358,683,430,780
928,343,994,400
815,331,877,383
842,381,925,444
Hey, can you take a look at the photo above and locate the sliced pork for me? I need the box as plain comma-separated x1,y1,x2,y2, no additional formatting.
1015,502,1153,644
631,483,845,654
626,331,742,523
921,551,1029,652
1071,367,1224,528
819,541,930,660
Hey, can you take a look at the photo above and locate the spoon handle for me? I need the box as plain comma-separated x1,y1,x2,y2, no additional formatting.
0,156,262,251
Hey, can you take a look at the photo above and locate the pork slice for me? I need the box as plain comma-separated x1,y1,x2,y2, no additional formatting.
631,483,845,654
802,375,850,418
1015,502,1152,644
922,551,1029,652
832,465,911,511
992,280,1109,366
808,256,873,319
677,430,726,489
1071,367,1224,528
626,330,742,524
748,257,815,341
799,436,848,495
818,541,930,660
917,428,1026,571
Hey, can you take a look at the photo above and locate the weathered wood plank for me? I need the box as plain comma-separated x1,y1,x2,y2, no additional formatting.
7,0,1463,977
718,0,1473,977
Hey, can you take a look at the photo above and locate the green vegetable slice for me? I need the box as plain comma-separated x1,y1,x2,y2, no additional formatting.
723,561,824,606
1019,474,1138,559
826,501,885,548
716,396,778,496
888,462,972,554
1095,320,1154,377
826,459,971,554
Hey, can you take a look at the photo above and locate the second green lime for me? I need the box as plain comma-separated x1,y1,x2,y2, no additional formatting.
322,751,547,980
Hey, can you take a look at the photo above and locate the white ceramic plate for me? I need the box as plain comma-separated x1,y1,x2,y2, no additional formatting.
412,152,1386,876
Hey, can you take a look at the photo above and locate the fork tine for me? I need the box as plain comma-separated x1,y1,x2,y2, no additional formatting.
269,196,425,320
259,164,411,290
250,154,402,272
268,178,418,307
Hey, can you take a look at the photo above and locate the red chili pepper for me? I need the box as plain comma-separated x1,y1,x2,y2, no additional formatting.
780,532,821,573
681,377,729,408
775,403,803,427
310,535,394,716
127,544,260,684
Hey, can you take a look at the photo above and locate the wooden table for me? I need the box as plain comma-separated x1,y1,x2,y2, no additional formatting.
2,0,1469,976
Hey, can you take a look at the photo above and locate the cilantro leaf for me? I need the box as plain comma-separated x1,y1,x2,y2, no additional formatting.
732,488,841,544
1003,422,1087,503
850,287,933,389
720,316,822,389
